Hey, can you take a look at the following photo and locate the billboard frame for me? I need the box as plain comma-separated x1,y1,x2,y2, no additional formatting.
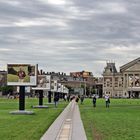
7,64,38,86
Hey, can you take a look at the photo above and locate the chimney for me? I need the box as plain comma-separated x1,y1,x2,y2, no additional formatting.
40,69,43,75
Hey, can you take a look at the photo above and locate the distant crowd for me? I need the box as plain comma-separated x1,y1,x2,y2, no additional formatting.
6,91,110,108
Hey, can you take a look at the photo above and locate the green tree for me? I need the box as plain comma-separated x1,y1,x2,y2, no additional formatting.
0,86,14,95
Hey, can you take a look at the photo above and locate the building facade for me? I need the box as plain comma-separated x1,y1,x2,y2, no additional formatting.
103,58,140,98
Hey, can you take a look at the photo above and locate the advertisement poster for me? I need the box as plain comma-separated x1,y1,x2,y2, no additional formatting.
46,75,51,90
7,64,37,86
37,75,47,88
51,80,57,91
35,75,51,90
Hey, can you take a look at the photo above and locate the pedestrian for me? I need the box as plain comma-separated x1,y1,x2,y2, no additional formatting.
92,95,96,107
75,96,79,104
105,94,110,108
80,95,84,104
54,94,59,108
70,95,75,101
64,94,67,101
67,95,70,102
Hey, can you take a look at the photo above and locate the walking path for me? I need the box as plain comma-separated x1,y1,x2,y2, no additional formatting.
40,100,87,140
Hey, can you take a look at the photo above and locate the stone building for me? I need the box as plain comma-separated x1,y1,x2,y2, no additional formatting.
103,58,140,98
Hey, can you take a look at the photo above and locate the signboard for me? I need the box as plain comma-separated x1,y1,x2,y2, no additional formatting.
37,75,51,89
51,80,57,91
7,64,37,86
32,75,51,91
46,75,51,90
63,86,69,94
37,75,47,88
57,83,62,92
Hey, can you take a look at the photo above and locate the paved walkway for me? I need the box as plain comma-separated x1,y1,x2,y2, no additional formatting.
40,100,87,140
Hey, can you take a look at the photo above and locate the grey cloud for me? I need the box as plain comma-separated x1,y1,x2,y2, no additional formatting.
0,0,140,76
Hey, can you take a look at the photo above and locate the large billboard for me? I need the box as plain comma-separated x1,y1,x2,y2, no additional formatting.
35,75,51,90
51,80,57,91
7,64,37,86
46,75,51,90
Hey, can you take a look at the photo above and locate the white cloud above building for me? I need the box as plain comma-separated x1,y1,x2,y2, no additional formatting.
0,0,140,76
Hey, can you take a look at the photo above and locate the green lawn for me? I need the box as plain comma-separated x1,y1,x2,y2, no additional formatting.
79,99,140,140
0,98,67,140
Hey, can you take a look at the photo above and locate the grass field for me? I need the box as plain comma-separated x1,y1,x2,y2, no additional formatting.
79,99,140,140
0,98,67,140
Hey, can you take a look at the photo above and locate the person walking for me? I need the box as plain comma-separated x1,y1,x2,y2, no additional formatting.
92,95,97,107
64,94,67,101
67,95,70,102
80,95,84,104
105,94,110,108
54,94,59,108
75,96,79,104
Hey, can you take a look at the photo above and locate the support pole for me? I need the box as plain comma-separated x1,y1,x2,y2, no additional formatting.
48,91,52,103
39,90,43,106
19,86,25,110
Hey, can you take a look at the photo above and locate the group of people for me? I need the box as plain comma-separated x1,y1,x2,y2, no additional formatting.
74,95,85,104
92,94,110,108
73,94,110,108
53,93,110,108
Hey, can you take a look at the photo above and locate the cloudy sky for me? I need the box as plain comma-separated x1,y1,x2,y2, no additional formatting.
0,0,140,76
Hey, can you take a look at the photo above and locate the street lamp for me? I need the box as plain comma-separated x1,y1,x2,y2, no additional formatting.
84,79,86,96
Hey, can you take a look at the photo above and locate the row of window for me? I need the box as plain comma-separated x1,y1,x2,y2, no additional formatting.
104,78,123,88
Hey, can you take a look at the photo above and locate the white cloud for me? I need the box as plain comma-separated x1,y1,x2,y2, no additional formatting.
47,0,66,5
0,48,11,51
14,18,68,27
97,2,127,14
0,0,140,76
2,0,21,6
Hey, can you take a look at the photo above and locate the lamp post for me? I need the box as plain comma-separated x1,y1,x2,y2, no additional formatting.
84,79,86,96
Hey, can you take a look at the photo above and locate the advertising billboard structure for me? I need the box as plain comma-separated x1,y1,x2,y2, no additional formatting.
63,86,69,94
57,83,62,92
51,80,58,92
32,75,51,90
46,75,51,90
7,64,37,86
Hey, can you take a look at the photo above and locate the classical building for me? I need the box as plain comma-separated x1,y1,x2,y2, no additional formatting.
103,58,140,98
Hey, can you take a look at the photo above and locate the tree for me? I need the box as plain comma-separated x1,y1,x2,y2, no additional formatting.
0,86,14,95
